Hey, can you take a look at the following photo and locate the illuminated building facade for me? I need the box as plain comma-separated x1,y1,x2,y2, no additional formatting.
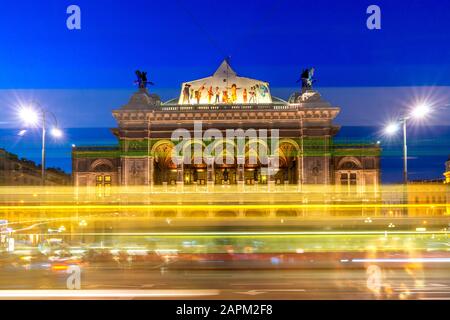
445,156,450,184
0,148,70,186
72,60,380,189
446,156,450,215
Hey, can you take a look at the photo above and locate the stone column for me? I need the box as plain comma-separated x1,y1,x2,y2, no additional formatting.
358,171,364,193
268,156,276,190
121,158,127,186
176,157,184,191
117,166,122,185
296,156,303,187
237,156,245,186
323,137,330,185
148,156,154,187
236,156,245,192
206,157,214,190
324,157,330,185
267,155,276,214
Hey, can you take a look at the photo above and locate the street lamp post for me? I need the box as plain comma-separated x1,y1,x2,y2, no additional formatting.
401,118,408,184
18,101,62,186
41,111,46,185
385,104,432,184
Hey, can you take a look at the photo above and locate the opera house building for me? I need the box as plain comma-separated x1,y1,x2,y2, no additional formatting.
72,60,380,190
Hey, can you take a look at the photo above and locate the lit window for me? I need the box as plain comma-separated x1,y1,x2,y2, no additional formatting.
350,173,357,185
340,173,349,185
340,172,357,187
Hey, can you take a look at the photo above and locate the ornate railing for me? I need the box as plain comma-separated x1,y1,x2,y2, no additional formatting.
74,146,119,152
160,103,294,112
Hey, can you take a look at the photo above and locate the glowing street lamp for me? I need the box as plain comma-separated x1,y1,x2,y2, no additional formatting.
410,104,431,119
50,127,63,138
384,122,400,135
384,104,432,184
18,107,39,126
17,101,63,185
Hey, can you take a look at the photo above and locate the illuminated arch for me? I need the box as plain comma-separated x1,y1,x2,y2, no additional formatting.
242,138,267,165
181,139,206,152
150,139,175,155
277,139,300,167
205,139,235,156
151,140,176,169
209,139,236,164
181,139,206,165
245,138,268,152
90,159,114,172
337,157,363,170
278,138,300,151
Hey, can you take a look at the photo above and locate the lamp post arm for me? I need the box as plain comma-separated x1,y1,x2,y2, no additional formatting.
31,100,59,129
402,119,408,184
46,110,59,129
41,111,46,186
30,101,58,186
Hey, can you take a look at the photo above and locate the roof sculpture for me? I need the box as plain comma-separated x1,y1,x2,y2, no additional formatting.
178,59,272,105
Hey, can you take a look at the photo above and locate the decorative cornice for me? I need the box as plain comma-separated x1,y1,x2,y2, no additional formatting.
113,105,340,123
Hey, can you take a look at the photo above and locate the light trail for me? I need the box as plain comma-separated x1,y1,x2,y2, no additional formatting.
35,230,450,236
0,216,79,227
349,258,450,263
0,289,220,299
0,203,449,210
1,222,49,234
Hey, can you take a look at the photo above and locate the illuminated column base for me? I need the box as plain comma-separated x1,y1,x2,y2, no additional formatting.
296,156,303,191
148,156,154,187
206,157,214,191
207,181,214,193
176,157,184,188
267,156,276,191
237,180,245,193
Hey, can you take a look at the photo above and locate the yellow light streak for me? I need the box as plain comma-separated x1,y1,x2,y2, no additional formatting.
0,203,448,210
0,289,220,299
37,230,450,236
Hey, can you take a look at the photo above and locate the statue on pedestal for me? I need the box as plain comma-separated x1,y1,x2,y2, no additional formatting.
135,70,154,89
297,67,315,92
122,70,160,109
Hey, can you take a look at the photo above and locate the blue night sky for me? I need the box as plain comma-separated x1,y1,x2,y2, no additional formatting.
1,0,450,89
0,0,449,182
0,0,449,124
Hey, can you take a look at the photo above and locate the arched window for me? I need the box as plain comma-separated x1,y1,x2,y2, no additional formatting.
340,161,360,170
337,158,362,188
90,160,114,193
93,164,113,172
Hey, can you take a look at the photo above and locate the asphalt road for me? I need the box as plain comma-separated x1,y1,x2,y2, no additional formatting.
1,262,450,299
